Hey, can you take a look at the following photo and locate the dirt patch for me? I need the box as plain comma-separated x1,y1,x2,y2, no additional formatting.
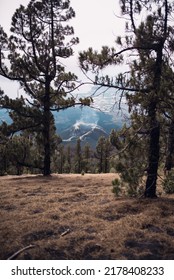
1,173,174,260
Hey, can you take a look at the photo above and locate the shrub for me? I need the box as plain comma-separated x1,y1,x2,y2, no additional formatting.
163,171,174,194
112,178,121,197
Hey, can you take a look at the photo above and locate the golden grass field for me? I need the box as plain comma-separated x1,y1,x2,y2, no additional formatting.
1,173,174,260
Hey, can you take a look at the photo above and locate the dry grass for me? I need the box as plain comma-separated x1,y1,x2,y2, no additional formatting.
1,173,174,260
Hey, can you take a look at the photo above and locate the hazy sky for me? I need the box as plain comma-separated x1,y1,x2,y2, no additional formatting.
0,0,124,97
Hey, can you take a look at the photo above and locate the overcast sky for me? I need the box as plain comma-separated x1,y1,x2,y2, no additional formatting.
0,0,124,98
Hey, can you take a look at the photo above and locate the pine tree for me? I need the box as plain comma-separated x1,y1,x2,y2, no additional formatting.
64,145,71,173
0,0,90,176
57,145,65,174
83,143,91,173
95,136,111,173
79,0,174,197
74,138,82,173
110,122,147,196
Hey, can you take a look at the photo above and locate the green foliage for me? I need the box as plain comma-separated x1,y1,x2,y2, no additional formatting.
0,0,92,176
74,139,82,173
112,178,121,197
79,0,174,197
95,136,112,173
63,160,71,174
0,131,45,175
110,121,147,197
79,46,122,73
163,171,174,194
82,143,91,173
2,0,174,185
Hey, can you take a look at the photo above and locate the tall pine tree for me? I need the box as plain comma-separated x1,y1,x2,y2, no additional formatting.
79,0,174,197
0,0,90,176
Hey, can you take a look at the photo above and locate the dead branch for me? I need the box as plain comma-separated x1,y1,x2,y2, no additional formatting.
60,229,71,236
7,244,38,260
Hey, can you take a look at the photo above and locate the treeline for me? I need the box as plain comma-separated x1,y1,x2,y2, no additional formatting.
0,133,118,175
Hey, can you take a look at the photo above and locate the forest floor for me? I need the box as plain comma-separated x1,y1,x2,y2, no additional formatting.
1,173,174,260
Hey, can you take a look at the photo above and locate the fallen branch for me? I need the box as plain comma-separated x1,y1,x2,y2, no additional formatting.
7,244,38,260
60,229,71,237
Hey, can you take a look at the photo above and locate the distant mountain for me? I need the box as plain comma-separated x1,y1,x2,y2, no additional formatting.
53,87,129,146
54,106,123,147
0,88,128,147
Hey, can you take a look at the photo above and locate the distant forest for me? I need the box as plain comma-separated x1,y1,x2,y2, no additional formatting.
1,0,174,198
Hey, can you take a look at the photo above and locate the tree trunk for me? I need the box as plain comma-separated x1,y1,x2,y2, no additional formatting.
43,81,51,176
144,40,164,197
144,102,160,198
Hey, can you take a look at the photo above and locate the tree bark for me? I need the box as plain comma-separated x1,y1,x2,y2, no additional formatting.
43,81,51,176
144,38,164,197
144,103,160,198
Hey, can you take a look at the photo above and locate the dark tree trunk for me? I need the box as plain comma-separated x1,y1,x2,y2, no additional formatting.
43,81,51,176
59,146,64,174
43,114,51,176
144,39,164,197
99,153,103,173
144,102,160,198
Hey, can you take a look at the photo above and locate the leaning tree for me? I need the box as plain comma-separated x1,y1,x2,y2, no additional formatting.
0,0,90,175
79,0,174,197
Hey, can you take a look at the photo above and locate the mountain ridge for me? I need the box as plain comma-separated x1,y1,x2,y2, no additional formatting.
0,106,123,146
0,88,128,147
